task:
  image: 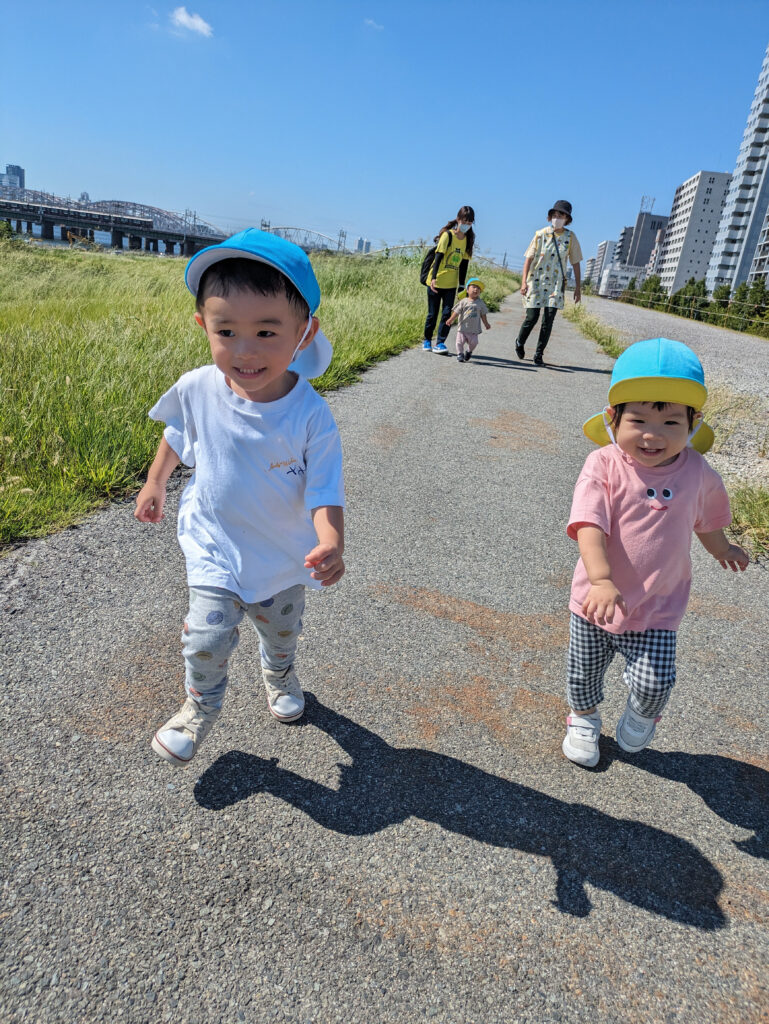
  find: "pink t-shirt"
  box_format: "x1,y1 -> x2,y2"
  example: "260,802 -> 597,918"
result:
568,445 -> 731,633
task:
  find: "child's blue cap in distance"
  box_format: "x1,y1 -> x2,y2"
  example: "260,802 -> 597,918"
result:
184,229 -> 331,379
456,276 -> 484,300
583,338 -> 714,453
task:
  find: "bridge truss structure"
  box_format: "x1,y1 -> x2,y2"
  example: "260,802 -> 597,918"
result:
0,188 -> 223,237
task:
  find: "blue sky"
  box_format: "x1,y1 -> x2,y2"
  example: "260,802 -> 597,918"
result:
2,0 -> 768,267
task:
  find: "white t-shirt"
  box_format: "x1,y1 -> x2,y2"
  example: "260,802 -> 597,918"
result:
149,365 -> 345,603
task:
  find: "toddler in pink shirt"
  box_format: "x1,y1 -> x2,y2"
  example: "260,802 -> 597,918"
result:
563,338 -> 749,768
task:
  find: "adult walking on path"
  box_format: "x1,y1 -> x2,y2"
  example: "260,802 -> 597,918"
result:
422,205 -> 475,354
516,199 -> 583,365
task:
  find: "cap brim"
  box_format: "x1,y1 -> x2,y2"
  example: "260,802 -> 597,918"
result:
583,413 -> 714,454
289,328 -> 333,379
608,376 -> 707,411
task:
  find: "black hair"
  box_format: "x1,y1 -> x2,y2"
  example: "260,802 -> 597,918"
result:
196,257 -> 310,319
434,205 -> 476,258
611,401 -> 695,430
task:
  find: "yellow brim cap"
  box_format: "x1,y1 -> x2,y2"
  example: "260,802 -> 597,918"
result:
608,376 -> 707,411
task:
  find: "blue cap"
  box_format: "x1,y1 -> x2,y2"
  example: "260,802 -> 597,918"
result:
184,229 -> 331,378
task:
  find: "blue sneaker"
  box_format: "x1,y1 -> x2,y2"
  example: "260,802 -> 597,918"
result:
422,339 -> 432,351
433,341 -> 448,354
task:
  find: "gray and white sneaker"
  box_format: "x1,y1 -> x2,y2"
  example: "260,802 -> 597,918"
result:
263,665 -> 305,722
616,701 -> 661,753
151,697 -> 221,766
562,712 -> 602,767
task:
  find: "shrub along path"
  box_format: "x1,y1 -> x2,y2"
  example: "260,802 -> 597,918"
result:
1,298 -> 767,1023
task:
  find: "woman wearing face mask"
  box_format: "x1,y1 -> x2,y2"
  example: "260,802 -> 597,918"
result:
515,200 -> 582,366
422,206 -> 475,354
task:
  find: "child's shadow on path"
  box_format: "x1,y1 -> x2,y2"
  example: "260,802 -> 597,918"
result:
195,694 -> 726,930
603,741 -> 769,859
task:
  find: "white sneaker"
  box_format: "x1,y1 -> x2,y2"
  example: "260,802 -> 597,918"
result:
151,697 -> 221,766
562,712 -> 602,767
263,666 -> 305,722
616,701 -> 661,753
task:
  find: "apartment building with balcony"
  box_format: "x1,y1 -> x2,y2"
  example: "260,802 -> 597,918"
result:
656,171 -> 731,294
706,43 -> 769,293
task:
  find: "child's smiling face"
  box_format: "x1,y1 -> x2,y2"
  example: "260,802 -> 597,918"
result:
611,401 -> 692,468
196,287 -> 316,403
467,284 -> 481,299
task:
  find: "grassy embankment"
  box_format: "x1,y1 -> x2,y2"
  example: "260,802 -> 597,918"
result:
562,302 -> 769,555
0,240 -> 517,545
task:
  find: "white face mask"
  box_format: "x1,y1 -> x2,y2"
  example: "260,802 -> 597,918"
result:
291,314 -> 314,363
456,222 -> 470,234
551,217 -> 566,230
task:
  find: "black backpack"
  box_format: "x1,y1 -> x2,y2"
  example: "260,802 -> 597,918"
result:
419,232 -> 449,286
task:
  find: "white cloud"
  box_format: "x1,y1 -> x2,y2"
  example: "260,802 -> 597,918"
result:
364,18 -> 383,30
171,6 -> 213,37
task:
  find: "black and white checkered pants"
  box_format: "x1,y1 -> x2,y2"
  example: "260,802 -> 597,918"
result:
566,613 -> 677,716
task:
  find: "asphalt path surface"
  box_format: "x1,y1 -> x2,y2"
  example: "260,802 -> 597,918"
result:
2,298 -> 768,1023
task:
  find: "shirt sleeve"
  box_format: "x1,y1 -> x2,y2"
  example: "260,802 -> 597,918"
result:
436,231 -> 451,255
694,461 -> 732,533
479,300 -> 489,315
148,379 -> 196,467
524,232 -> 540,260
303,402 -> 345,511
568,233 -> 583,265
567,456 -> 611,540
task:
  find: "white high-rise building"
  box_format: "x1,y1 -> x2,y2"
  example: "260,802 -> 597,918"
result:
593,239 -> 616,286
706,43 -> 769,293
656,171 -> 731,294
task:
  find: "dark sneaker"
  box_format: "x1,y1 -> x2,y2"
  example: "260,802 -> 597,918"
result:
465,350 -> 472,361
457,352 -> 465,362
515,344 -> 525,359
534,355 -> 545,366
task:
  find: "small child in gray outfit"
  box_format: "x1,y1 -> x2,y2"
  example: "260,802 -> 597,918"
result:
446,277 -> 491,362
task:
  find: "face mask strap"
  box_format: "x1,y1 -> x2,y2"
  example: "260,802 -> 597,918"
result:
291,314 -> 314,363
687,412 -> 704,446
602,407 -> 618,447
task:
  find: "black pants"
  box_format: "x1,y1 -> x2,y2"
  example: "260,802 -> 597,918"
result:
424,286 -> 456,343
516,306 -> 558,356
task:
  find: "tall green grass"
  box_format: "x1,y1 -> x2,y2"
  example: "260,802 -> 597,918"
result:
0,240 -> 515,544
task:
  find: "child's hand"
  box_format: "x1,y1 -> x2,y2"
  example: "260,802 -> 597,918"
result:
582,580 -> 627,626
483,320 -> 491,330
717,543 -> 750,572
134,481 -> 167,523
304,543 -> 345,586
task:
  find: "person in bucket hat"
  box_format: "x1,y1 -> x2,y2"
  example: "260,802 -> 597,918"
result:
446,277 -> 491,362
135,229 -> 345,766
561,338 -> 748,769
515,199 -> 582,365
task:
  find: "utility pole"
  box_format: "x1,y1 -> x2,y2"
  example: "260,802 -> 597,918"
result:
260,219 -> 271,232
337,229 -> 347,251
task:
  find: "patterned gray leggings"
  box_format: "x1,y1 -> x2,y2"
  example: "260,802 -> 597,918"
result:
181,584 -> 305,709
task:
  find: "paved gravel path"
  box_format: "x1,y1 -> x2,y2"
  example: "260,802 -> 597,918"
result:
2,300 -> 768,1023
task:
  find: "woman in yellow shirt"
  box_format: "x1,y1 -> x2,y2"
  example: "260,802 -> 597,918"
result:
422,205 -> 475,354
